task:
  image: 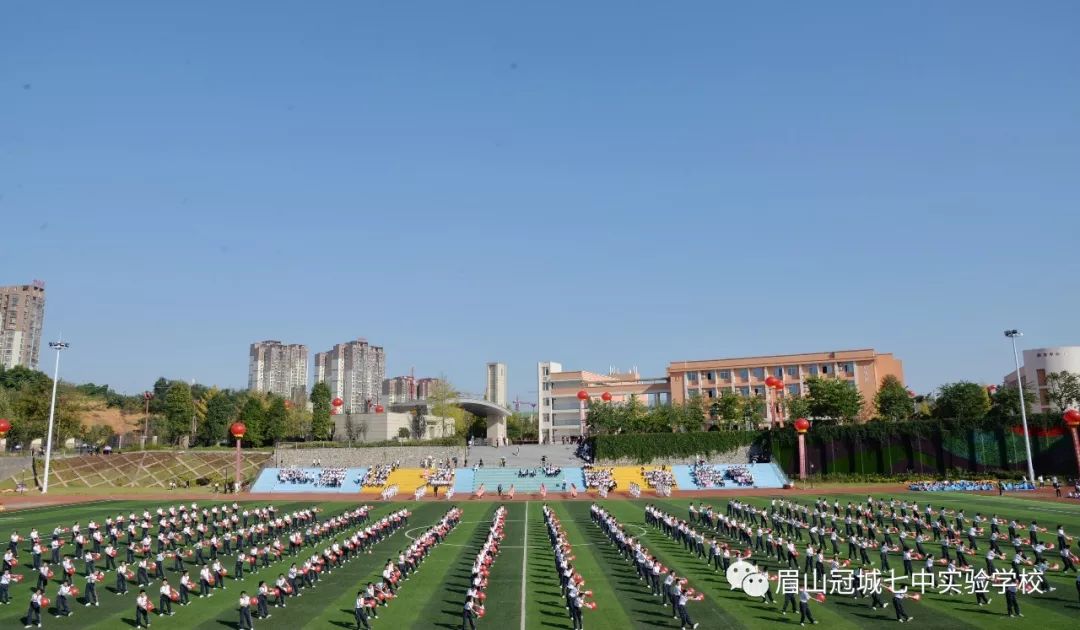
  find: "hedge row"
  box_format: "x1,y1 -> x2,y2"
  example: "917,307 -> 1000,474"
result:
589,431 -> 758,464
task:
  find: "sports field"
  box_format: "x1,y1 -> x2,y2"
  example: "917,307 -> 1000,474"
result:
0,491 -> 1078,629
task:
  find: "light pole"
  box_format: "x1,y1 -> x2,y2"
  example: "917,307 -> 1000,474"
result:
1005,329 -> 1036,482
42,339 -> 70,494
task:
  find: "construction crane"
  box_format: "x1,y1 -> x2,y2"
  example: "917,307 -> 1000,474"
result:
513,397 -> 537,412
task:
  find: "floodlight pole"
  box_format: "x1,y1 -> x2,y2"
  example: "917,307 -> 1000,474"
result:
41,339 -> 70,494
1005,329 -> 1036,482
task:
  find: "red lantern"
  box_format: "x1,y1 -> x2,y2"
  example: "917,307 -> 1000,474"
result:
375,405 -> 385,413
601,392 -> 612,402
986,385 -> 998,395
1063,409 -> 1080,428
0,418 -> 10,438
771,380 -> 784,390
332,397 -> 343,407
576,390 -> 589,401
794,418 -> 810,433
907,389 -> 916,398
764,376 -> 777,387
230,422 -> 247,439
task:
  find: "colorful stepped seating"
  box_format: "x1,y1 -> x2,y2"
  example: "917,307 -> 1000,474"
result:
250,467 -> 367,493
470,467 -> 583,493
378,467 -> 430,493
670,463 -> 786,489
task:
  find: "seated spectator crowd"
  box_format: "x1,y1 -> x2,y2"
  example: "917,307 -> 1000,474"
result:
361,463 -> 397,487
277,467 -> 315,484
517,465 -> 563,478
642,467 -> 675,489
426,465 -> 455,486
583,465 -> 615,491
908,479 -> 998,492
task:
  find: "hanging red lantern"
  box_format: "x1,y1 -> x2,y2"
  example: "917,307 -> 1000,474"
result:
229,422 -> 247,439
907,389 -> 916,398
764,376 -> 777,387
986,385 -> 998,395
601,392 -> 612,402
794,418 -> 810,433
576,390 -> 589,401
1063,409 -> 1080,428
375,405 -> 385,413
0,418 -> 10,438
771,380 -> 784,390
331,397 -> 343,407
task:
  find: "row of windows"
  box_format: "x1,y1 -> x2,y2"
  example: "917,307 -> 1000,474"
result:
689,379 -> 856,399
684,363 -> 855,383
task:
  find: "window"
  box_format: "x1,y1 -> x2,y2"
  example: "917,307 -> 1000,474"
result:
773,367 -> 784,378
706,371 -> 715,381
787,384 -> 800,396
707,388 -> 716,399
738,368 -> 749,381
752,386 -> 765,396
719,370 -> 731,380
843,362 -> 854,374
820,364 -> 830,374
687,371 -> 699,382
751,367 -> 765,379
786,366 -> 799,377
737,386 -> 750,397
807,365 -> 818,376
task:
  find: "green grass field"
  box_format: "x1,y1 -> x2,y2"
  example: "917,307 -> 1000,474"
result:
0,491 -> 1077,629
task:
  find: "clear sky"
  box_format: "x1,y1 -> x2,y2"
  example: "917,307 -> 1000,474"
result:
2,1 -> 1078,401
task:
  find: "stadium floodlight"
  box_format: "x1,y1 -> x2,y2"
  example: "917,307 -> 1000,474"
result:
42,339 -> 71,494
1004,330 -> 1035,483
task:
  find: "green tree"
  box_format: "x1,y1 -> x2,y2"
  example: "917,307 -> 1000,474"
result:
264,396 -> 288,445
200,393 -> 234,446
0,365 -> 51,391
988,383 -> 1034,420
426,378 -> 464,438
84,424 -> 115,448
162,382 -> 195,444
714,390 -> 743,425
743,395 -> 767,426
874,375 -> 912,421
782,395 -> 811,425
397,427 -> 411,439
673,399 -> 706,432
238,397 -> 266,446
586,399 -> 619,435
933,382 -> 990,421
1045,371 -> 1080,412
805,376 -> 864,423
309,381 -> 332,440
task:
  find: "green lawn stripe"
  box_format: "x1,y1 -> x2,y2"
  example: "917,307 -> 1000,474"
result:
475,502 -> 523,630
553,501 -> 673,629
523,501 -> 575,630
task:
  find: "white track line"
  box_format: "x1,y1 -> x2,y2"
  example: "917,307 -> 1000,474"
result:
520,501 -> 529,630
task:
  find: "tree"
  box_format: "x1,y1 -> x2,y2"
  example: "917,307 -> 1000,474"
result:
0,365 -> 50,391
162,382 -> 195,444
1045,371 -> 1080,412
874,375 -> 912,421
411,408 -> 426,440
397,427 -> 411,439
933,382 -> 990,421
782,395 -> 811,425
805,376 -> 864,423
84,424 -> 115,448
238,397 -> 266,446
264,397 -> 288,445
743,395 -> 767,426
285,405 -> 311,441
714,390 -> 743,426
309,382 -> 332,441
344,415 -> 358,444
427,378 -> 464,437
673,398 -> 706,432
200,393 -> 234,446
988,383 -> 1034,420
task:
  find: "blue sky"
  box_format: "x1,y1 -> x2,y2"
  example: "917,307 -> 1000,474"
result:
2,1 -> 1078,401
